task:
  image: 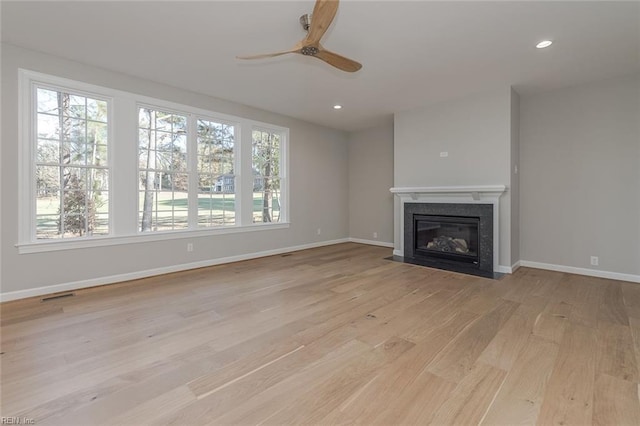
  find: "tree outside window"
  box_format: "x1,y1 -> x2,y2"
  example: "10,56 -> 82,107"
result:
197,119 -> 235,227
138,107 -> 188,232
35,87 -> 109,239
252,129 -> 281,223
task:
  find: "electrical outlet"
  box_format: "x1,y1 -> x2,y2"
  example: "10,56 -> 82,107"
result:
187,243 -> 193,252
317,228 -> 321,235
590,256 -> 598,266
440,152 -> 449,158
373,232 -> 378,239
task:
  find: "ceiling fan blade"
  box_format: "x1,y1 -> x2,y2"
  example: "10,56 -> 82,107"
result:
236,49 -> 299,60
314,48 -> 362,72
306,0 -> 339,44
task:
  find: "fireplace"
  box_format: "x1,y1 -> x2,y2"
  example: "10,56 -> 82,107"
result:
414,215 -> 479,264
403,203 -> 494,277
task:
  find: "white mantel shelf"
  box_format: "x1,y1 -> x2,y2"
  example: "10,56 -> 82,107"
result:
390,185 -> 506,201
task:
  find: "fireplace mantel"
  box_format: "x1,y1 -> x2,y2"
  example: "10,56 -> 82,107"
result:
390,185 -> 506,201
391,185 -> 508,273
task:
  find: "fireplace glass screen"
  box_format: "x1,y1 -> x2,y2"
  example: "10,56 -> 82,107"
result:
414,215 -> 480,264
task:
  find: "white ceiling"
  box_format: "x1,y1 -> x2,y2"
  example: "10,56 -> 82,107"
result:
2,1 -> 639,131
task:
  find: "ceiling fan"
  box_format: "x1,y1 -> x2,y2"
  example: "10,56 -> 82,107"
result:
237,0 -> 362,73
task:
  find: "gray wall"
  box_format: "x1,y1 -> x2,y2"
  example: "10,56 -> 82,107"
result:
1,44 -> 349,295
348,121 -> 394,244
393,88 -> 515,268
394,89 -> 511,188
510,88 -> 521,266
520,73 -> 640,275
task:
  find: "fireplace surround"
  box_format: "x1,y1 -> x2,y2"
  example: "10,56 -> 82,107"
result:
390,185 -> 507,277
404,203 -> 493,277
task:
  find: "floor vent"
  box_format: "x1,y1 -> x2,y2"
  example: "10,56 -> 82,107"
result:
41,292 -> 75,302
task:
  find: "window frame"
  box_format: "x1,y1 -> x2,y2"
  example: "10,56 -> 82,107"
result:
135,103 -> 245,233
19,71 -> 115,244
193,115 -> 239,229
17,69 -> 289,254
251,125 -> 289,224
33,87 -> 112,239
136,104 -> 191,233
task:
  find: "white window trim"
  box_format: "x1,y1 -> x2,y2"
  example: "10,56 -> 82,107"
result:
192,114 -> 241,229
135,102 -> 244,233
16,222 -> 290,254
19,70 -> 116,244
251,124 -> 290,224
17,69 -> 290,254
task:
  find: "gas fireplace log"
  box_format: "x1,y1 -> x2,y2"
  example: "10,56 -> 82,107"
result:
426,236 -> 470,254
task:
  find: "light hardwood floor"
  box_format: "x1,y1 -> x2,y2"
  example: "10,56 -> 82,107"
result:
1,243 -> 639,425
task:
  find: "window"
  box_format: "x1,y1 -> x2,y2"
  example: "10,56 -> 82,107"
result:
19,70 -> 288,253
197,119 -> 235,227
34,86 -> 109,239
138,107 -> 188,232
252,129 -> 282,223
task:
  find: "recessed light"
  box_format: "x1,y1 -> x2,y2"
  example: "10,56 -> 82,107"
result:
536,40 -> 553,49
333,104 -> 342,110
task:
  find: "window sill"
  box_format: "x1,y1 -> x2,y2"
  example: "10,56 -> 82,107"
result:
15,222 -> 290,254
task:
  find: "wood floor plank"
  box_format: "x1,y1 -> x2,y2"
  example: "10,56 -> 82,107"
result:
629,316 -> 640,382
154,325 -> 381,425
481,335 -> 560,425
426,299 -> 519,383
596,321 -> 638,382
101,385 -> 196,426
599,281 -> 630,326
33,322 -> 311,425
316,309 -> 478,425
528,269 -> 570,300
260,337 -> 415,425
458,281 -> 511,315
499,268 -> 556,304
398,286 -> 482,343
622,282 -> 640,319
568,278 -> 606,328
187,341 -> 305,398
536,322 -> 598,426
356,288 -> 467,346
152,339 -> 371,425
532,300 -> 572,345
478,303 -> 548,371
198,340 -> 375,425
373,372 -> 457,425
592,373 -> 640,426
429,362 -> 507,426
1,243 -> 638,426
12,376 -> 131,424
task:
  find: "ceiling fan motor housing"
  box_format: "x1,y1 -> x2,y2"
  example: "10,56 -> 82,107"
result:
300,14 -> 311,31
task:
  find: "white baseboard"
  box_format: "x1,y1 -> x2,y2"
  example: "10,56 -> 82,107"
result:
519,260 -> 640,284
393,249 -> 403,257
0,238 -> 350,302
348,238 -> 394,248
495,265 -> 513,274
